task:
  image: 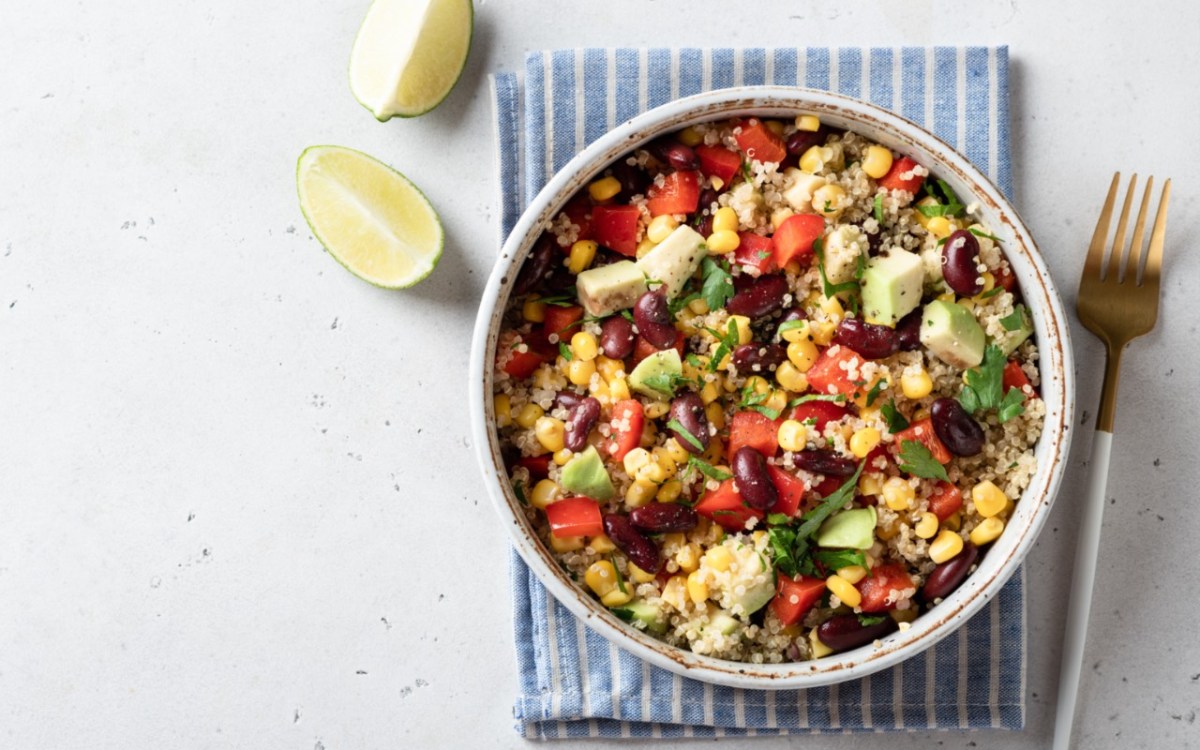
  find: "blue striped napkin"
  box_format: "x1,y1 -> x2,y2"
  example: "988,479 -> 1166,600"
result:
492,47 -> 1024,740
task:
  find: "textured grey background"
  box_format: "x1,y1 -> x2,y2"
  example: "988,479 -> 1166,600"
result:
1,1 -> 1197,748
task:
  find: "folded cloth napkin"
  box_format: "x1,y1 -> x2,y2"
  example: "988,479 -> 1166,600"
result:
492,47 -> 1024,740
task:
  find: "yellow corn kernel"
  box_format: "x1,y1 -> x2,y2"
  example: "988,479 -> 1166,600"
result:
862,145 -> 894,180
687,571 -> 709,604
799,145 -> 831,173
678,125 -> 703,147
608,377 -> 631,402
588,176 -> 622,202
775,419 -> 806,453
775,361 -> 808,392
638,461 -> 669,484
712,206 -> 740,234
567,239 -> 598,274
625,479 -> 658,508
781,319 -> 812,344
820,293 -> 845,320
930,529 -> 965,564
827,574 -> 862,608
969,516 -> 1006,546
926,216 -> 953,239
837,565 -> 868,585
763,389 -> 789,414
849,427 -> 882,458
627,562 -> 657,584
912,407 -> 931,422
811,320 -> 837,346
550,534 -> 585,553
664,438 -> 690,464
812,183 -> 847,215
623,447 -> 651,476
515,403 -> 544,429
883,476 -> 916,511
890,607 -> 919,624
875,519 -> 899,540
494,394 -> 513,428
675,542 -> 702,573
693,379 -> 719,406
652,445 -> 677,471
549,450 -> 572,468
901,368 -> 933,400
688,297 -> 710,315
522,299 -> 546,323
530,479 -> 561,510
570,331 -> 599,362
701,439 -> 725,467
656,479 -> 683,504
972,480 -> 1008,518
643,400 -> 670,419
635,237 -> 657,259
858,471 -> 884,497
728,315 -> 753,345
647,214 -> 679,244
661,575 -> 689,610
706,229 -> 741,254
534,417 -> 566,453
786,338 -> 819,372
913,196 -> 939,229
588,534 -> 616,554
942,511 -> 963,532
704,402 -> 724,431
795,114 -> 821,132
600,588 -> 633,607
703,545 -> 734,572
771,206 -> 796,231
567,357 -> 596,387
810,627 -> 834,658
589,377 -> 612,405
914,511 -> 939,539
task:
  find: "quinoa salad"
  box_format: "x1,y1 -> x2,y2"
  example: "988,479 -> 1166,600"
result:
492,114 -> 1044,664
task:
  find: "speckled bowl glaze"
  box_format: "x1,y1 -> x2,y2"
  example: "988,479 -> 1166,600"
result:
469,87 -> 1074,689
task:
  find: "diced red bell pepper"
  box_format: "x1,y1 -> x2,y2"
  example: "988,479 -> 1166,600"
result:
734,232 -> 777,274
771,575 -> 828,626
789,399 -> 851,432
857,563 -> 916,613
543,304 -> 584,339
591,204 -> 641,256
805,346 -> 866,399
545,497 -> 604,538
728,410 -> 780,462
893,418 -> 952,466
993,261 -> 1018,293
772,213 -> 825,268
1003,360 -> 1037,397
928,481 -> 963,521
503,349 -> 548,379
631,329 -> 686,365
766,464 -> 808,517
516,454 -> 552,481
733,119 -> 787,164
811,474 -> 845,498
877,156 -> 926,194
694,478 -> 764,531
696,145 -> 742,185
647,170 -> 701,217
607,399 -> 644,462
561,196 -> 594,246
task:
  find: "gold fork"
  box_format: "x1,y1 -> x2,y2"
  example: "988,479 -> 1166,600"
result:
1053,173 -> 1171,750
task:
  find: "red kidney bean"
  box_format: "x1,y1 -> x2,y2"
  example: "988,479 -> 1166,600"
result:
816,614 -> 898,653
793,449 -> 857,477
786,129 -> 824,156
895,309 -> 923,351
922,543 -> 979,601
600,315 -> 636,359
725,274 -> 789,319
650,139 -> 699,171
941,229 -> 983,296
609,160 -> 648,196
632,290 -> 676,349
731,342 -> 787,374
930,398 -> 985,456
554,391 -> 583,410
668,393 -> 710,455
564,397 -> 601,452
603,514 -> 660,573
696,187 -> 719,216
834,316 -> 898,360
630,504 -> 699,534
732,447 -> 778,511
514,235 -> 556,296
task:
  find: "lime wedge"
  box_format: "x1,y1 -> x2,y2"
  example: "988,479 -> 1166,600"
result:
349,0 -> 473,120
296,145 -> 443,289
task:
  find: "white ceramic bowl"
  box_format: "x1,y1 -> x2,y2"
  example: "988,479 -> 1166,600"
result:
469,87 -> 1074,689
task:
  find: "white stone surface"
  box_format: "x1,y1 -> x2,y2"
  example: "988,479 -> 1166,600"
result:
2,1 -> 1198,747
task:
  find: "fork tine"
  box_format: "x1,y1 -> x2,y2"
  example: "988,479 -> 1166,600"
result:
1122,176 -> 1153,284
1084,172 -> 1120,281
1140,178 -> 1171,288
1106,174 -> 1137,281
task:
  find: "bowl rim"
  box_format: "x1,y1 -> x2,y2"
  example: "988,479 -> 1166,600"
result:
469,86 -> 1075,689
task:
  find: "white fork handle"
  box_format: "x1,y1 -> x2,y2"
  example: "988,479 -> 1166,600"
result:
1052,430 -> 1114,750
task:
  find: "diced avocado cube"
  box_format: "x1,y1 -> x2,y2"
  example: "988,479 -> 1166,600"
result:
576,260 -> 647,318
725,548 -> 775,616
634,225 -> 705,300
920,299 -> 986,369
627,349 -> 682,398
705,609 -> 741,636
860,249 -> 925,327
610,599 -> 668,635
815,507 -> 877,550
993,304 -> 1034,355
559,445 -> 614,500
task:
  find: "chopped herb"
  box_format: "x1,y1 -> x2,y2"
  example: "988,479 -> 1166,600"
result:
610,554 -> 628,594
739,382 -> 781,420
620,309 -> 634,322
768,462 -> 866,576
857,613 -> 888,627
813,548 -> 867,571
704,318 -> 741,373
668,291 -> 700,317
685,352 -> 703,368
667,418 -> 704,451
864,379 -> 887,407
980,286 -> 1004,299
898,440 -> 949,481
513,480 -> 528,506
787,393 -> 847,408
643,273 -> 664,289
789,461 -> 866,565
917,203 -> 955,218
558,342 -> 573,360
766,513 -> 792,526
814,238 -> 864,315
968,227 -> 1002,242
642,371 -> 694,398
958,344 -> 1006,416
777,319 -> 808,336
687,456 -> 732,481
756,250 -> 771,260
741,159 -> 754,184
998,386 -> 1026,423
1000,304 -> 1029,332
823,199 -> 833,213
537,290 -> 578,307
881,399 -> 910,433
699,256 -> 735,313
873,193 -> 885,224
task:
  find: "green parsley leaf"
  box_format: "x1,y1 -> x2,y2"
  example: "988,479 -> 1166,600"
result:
958,344 -> 1006,415
513,480 -> 528,505
738,382 -> 781,419
704,318 -> 741,373
688,456 -> 732,481
766,513 -> 792,526
787,393 -> 847,408
881,399 -> 910,433
741,159 -> 754,184
620,309 -> 634,322
898,440 -> 949,481
857,613 -> 888,627
667,418 -> 704,451
874,193 -> 885,224
968,227 -> 1001,242
980,286 -> 1004,299
777,319 -> 808,336
998,386 -> 1026,423
813,548 -> 867,571
789,461 -> 866,563
917,203 -> 955,218
685,352 -> 703,368
536,290 -> 578,307
768,525 -> 798,577
864,378 -> 887,407
1000,304 -> 1029,332
558,342 -> 573,360
609,554 -> 628,594
700,256 -> 735,313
